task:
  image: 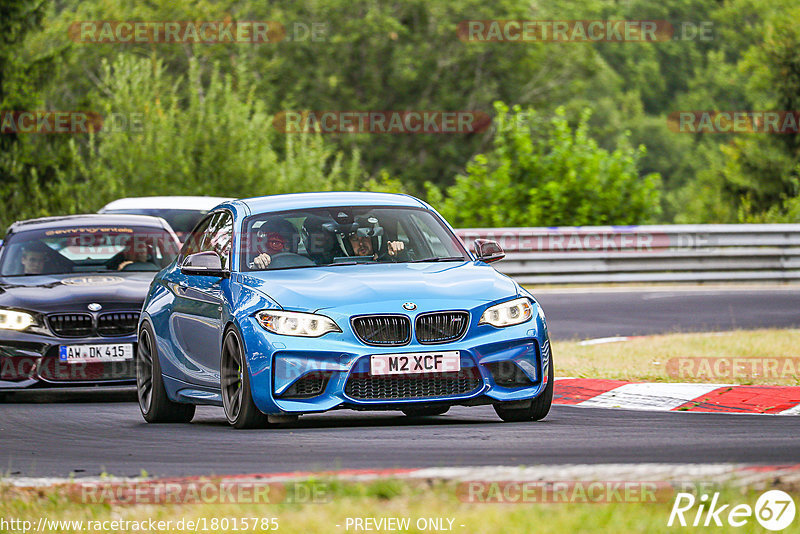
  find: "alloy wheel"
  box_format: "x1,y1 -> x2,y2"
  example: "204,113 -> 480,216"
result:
136,328 -> 154,414
221,332 -> 245,422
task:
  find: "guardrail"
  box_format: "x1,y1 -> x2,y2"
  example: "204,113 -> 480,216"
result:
454,224 -> 800,285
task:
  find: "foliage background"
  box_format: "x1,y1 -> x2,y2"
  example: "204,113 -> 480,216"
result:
2,0 -> 799,229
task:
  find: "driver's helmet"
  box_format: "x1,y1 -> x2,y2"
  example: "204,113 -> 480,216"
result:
256,218 -> 299,256
301,215 -> 339,261
337,215 -> 384,256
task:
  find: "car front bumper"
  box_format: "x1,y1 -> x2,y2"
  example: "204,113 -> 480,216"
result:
0,330 -> 137,389
236,310 -> 551,415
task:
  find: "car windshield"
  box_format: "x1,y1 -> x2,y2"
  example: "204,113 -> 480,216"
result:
102,209 -> 208,241
0,225 -> 180,276
240,206 -> 468,271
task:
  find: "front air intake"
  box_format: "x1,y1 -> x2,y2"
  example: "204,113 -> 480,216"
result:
345,368 -> 482,400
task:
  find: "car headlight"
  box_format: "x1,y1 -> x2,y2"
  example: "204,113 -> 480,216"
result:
256,310 -> 341,337
479,297 -> 533,328
0,309 -> 35,331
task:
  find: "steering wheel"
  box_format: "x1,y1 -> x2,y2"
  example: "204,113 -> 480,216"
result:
121,261 -> 159,271
259,252 -> 315,269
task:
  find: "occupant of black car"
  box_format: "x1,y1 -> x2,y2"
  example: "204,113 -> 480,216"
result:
342,215 -> 407,262
20,242 -> 50,275
109,237 -> 158,271
252,218 -> 300,269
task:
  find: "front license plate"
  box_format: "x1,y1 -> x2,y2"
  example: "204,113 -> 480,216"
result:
59,344 -> 134,363
370,351 -> 460,376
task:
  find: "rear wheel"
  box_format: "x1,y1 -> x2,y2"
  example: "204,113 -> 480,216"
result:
137,323 -> 195,423
402,406 -> 450,417
494,361 -> 553,422
221,328 -> 268,429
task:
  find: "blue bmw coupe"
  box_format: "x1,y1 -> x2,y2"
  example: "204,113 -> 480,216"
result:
137,192 -> 552,428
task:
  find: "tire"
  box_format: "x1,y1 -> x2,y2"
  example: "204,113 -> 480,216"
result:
221,327 -> 268,429
402,405 -> 450,417
494,360 -> 554,422
137,322 -> 195,423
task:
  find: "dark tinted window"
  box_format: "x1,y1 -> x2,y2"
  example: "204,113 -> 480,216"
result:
0,226 -> 179,276
240,206 -> 467,271
103,209 -> 208,241
180,214 -> 215,259
204,211 -> 233,269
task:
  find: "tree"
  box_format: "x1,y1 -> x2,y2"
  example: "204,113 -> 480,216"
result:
428,103 -> 661,227
60,54 -> 366,211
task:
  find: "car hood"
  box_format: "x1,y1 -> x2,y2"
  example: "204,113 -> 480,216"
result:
0,272 -> 156,313
238,261 -> 519,312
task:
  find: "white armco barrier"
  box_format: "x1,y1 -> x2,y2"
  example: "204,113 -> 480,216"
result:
454,224 -> 800,284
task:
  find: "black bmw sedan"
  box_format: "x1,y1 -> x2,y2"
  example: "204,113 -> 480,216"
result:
0,214 -> 180,391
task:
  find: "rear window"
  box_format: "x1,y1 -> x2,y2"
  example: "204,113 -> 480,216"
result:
102,209 -> 208,241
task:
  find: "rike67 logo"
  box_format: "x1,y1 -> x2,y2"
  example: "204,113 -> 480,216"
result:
668,490 -> 796,530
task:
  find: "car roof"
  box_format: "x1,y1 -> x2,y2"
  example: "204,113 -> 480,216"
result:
99,196 -> 233,211
6,213 -> 173,235
235,192 -> 426,214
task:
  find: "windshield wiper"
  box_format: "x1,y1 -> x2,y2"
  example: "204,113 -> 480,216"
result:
408,256 -> 466,263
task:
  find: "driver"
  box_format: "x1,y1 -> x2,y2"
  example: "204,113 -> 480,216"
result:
20,242 -> 50,275
252,218 -> 299,269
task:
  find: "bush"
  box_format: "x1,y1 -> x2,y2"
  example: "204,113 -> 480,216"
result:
427,102 -> 661,227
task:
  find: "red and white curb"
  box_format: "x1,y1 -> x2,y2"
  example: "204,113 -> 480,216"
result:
554,378 -> 800,414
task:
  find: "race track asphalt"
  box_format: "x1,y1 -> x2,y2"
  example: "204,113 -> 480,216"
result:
535,286 -> 800,340
2,286 -> 798,478
1,394 -> 798,478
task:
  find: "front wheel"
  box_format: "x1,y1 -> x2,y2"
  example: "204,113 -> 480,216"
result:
137,322 -> 195,423
221,328 -> 268,429
494,361 -> 554,422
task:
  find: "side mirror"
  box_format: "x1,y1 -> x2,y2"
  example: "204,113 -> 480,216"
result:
474,239 -> 505,263
181,251 -> 230,278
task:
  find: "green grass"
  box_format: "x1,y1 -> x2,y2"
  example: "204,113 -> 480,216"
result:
554,329 -> 800,384
1,479 -> 795,534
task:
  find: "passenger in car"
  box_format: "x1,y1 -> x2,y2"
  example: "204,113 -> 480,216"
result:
345,216 -> 406,262
111,238 -> 158,271
301,215 -> 339,265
